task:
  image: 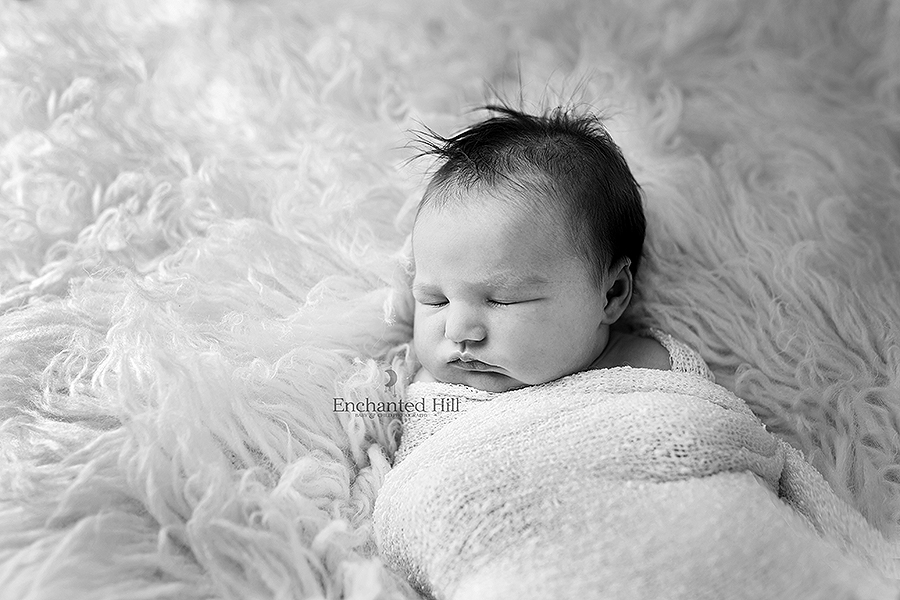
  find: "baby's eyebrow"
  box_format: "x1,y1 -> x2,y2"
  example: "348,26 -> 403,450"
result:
411,282 -> 441,295
485,271 -> 550,288
412,273 -> 549,294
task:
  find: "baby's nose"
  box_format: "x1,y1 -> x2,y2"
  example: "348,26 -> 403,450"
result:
444,305 -> 486,344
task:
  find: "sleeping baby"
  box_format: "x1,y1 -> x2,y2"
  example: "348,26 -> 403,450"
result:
373,106 -> 898,600
407,104 -> 679,392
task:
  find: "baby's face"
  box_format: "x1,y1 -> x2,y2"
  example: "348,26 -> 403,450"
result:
412,191 -> 611,392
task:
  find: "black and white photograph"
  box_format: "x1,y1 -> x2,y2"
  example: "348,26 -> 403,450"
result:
1,1 -> 900,598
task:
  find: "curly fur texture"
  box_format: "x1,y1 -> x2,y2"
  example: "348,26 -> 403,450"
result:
1,0 -> 899,598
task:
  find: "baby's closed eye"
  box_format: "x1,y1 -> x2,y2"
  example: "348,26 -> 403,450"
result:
417,299 -> 447,307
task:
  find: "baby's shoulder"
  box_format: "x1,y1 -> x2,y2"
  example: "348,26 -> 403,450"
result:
593,331 -> 672,371
625,334 -> 673,370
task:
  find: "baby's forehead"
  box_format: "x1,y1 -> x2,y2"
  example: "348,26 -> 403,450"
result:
419,178 -> 570,227
413,192 -> 583,262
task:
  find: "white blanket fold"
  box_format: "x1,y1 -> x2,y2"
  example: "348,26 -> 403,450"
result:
374,368 -> 900,600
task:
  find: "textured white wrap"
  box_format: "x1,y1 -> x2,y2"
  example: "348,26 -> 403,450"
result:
393,328 -> 714,464
374,368 -> 899,599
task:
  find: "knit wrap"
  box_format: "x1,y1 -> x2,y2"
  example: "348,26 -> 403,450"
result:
374,368 -> 899,599
394,328 -> 714,464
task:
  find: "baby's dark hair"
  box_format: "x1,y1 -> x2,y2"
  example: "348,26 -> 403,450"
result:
415,105 -> 645,286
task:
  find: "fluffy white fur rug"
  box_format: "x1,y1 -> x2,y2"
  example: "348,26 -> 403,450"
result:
1,0 -> 899,598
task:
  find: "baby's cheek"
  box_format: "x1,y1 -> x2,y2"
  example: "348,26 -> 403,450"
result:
502,342 -> 552,383
411,325 -> 426,358
514,334 -> 583,383
412,313 -> 439,363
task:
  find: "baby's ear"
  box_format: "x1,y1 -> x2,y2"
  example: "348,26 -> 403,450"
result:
601,259 -> 633,324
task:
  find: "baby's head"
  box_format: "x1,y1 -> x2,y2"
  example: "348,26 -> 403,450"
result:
411,106 -> 645,392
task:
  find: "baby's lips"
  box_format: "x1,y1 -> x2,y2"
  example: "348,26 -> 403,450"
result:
450,358 -> 506,374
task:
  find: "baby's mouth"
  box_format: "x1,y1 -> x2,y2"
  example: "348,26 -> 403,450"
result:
449,357 -> 498,372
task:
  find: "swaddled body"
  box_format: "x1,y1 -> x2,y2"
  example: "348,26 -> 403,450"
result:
373,107 -> 898,598
375,350 -> 898,599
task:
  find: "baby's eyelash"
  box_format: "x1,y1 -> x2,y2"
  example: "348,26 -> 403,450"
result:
414,298 -> 520,307
417,299 -> 447,307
